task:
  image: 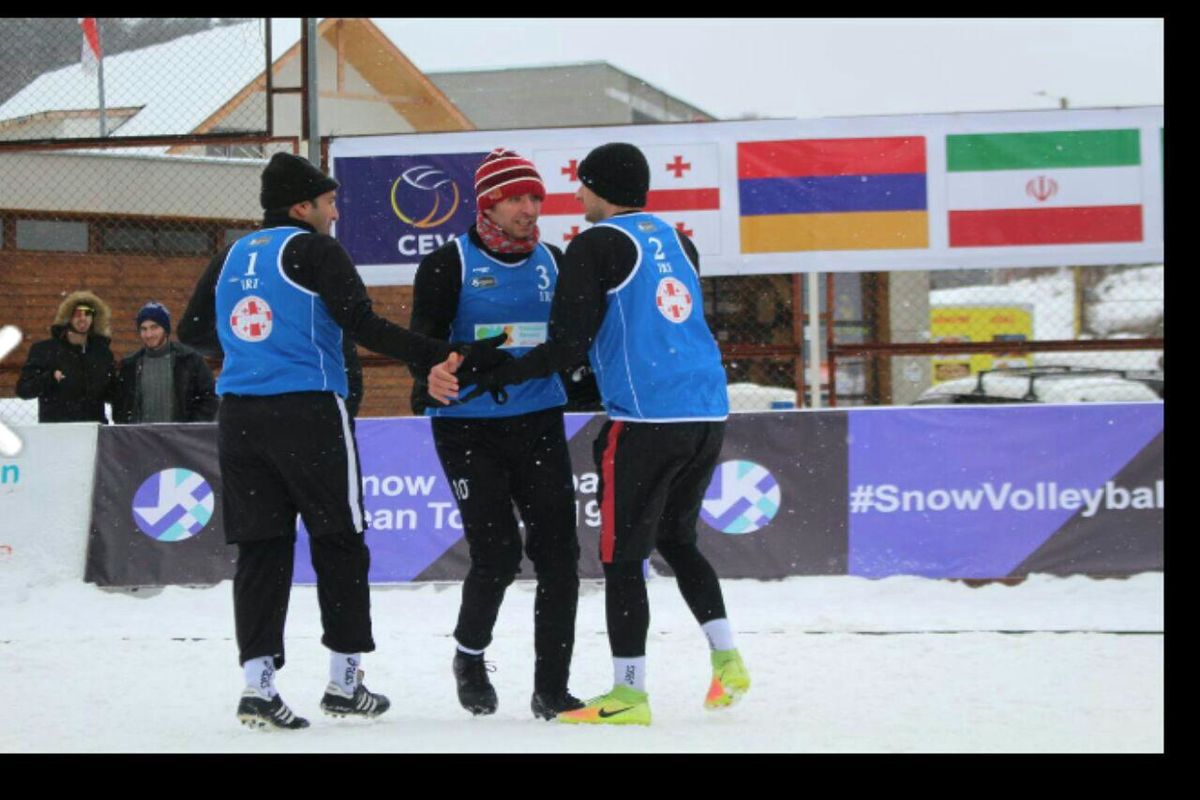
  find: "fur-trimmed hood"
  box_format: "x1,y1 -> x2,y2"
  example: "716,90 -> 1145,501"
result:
51,290 -> 113,339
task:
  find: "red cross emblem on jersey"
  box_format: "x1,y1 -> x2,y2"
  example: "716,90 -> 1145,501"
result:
230,296 -> 274,342
655,277 -> 693,323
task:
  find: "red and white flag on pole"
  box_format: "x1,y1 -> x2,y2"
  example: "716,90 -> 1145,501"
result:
79,18 -> 102,75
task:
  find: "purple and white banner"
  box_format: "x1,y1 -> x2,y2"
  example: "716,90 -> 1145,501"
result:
846,403 -> 1163,578
84,404 -> 1162,586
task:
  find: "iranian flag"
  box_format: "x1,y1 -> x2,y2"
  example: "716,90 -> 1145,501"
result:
947,129 -> 1143,247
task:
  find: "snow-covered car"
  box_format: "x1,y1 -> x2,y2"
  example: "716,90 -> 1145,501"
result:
914,366 -> 1162,405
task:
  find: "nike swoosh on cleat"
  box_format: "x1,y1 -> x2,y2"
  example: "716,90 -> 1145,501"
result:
597,706 -> 636,719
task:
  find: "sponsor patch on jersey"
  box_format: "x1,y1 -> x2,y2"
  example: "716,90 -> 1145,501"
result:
229,295 -> 274,342
637,221 -> 656,233
474,322 -> 547,348
470,276 -> 498,288
655,277 -> 693,323
249,236 -> 272,246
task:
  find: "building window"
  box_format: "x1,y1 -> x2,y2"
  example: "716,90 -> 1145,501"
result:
156,229 -> 213,255
100,223 -> 213,256
224,227 -> 256,247
14,219 -> 89,252
102,226 -> 155,252
205,143 -> 265,159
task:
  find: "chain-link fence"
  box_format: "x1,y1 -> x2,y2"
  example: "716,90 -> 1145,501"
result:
0,19 -> 1165,426
700,265 -> 1164,411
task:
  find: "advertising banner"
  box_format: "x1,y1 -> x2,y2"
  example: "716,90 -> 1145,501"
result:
846,403 -> 1163,578
84,424 -> 234,587
82,404 -> 1163,586
329,107 -> 1163,284
930,304 -> 1035,382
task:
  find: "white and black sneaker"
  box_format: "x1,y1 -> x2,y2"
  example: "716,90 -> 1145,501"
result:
237,689 -> 310,730
320,669 -> 391,719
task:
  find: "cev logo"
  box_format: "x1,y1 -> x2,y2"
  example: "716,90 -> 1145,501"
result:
132,468 -> 214,542
701,460 -> 781,534
391,166 -> 461,229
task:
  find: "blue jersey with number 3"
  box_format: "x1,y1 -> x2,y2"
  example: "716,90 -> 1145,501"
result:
430,238 -> 566,418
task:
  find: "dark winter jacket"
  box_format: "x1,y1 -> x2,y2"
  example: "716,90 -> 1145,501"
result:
15,290 -> 117,423
112,341 -> 219,423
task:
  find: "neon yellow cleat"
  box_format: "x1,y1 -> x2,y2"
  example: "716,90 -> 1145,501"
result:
557,684 -> 651,726
705,648 -> 750,709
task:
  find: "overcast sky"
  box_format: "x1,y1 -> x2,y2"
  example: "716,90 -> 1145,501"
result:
353,18 -> 1163,121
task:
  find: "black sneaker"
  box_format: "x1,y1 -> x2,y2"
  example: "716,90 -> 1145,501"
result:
236,689 -> 310,730
531,689 -> 585,720
320,669 -> 391,719
452,651 -> 498,716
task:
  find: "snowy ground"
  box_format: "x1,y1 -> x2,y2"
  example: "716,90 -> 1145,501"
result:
0,572 -> 1162,753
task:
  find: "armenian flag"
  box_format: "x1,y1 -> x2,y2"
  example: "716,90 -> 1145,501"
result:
946,129 -> 1143,247
737,136 -> 928,253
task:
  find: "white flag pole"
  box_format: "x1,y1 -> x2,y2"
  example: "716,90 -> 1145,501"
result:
80,19 -> 108,137
95,21 -> 108,137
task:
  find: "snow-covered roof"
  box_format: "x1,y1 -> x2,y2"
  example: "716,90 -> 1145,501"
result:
0,21 -> 296,138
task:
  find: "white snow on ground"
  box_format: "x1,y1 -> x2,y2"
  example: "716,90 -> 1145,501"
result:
0,573 -> 1163,753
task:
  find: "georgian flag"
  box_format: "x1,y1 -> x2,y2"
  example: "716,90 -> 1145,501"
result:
533,144 -> 722,256
79,18 -> 102,75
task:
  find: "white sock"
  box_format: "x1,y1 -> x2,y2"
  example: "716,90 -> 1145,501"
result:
702,618 -> 736,652
456,643 -> 485,657
243,656 -> 277,698
613,657 -> 646,692
330,652 -> 361,694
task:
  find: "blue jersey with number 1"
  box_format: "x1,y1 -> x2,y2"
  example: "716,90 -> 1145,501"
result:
215,226 -> 348,398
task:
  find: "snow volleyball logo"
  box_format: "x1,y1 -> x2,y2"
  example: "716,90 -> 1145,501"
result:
132,468 -> 214,542
701,460 -> 781,534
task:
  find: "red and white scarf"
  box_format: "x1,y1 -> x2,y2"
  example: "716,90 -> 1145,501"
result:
476,211 -> 539,255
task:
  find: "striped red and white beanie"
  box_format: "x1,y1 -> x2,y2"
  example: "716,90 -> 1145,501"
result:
474,148 -> 545,211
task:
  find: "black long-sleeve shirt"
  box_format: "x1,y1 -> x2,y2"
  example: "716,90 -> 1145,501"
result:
492,212 -> 701,387
179,211 -> 451,385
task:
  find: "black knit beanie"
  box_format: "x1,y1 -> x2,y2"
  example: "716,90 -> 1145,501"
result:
577,142 -> 650,208
260,152 -> 340,210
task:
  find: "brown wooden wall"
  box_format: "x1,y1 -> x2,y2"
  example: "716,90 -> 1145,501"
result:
0,252 -> 420,417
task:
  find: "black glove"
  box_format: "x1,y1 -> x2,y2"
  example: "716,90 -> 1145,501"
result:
459,359 -> 523,405
452,333 -> 512,405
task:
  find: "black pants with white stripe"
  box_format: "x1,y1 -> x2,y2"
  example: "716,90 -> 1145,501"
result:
219,392 -> 373,668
